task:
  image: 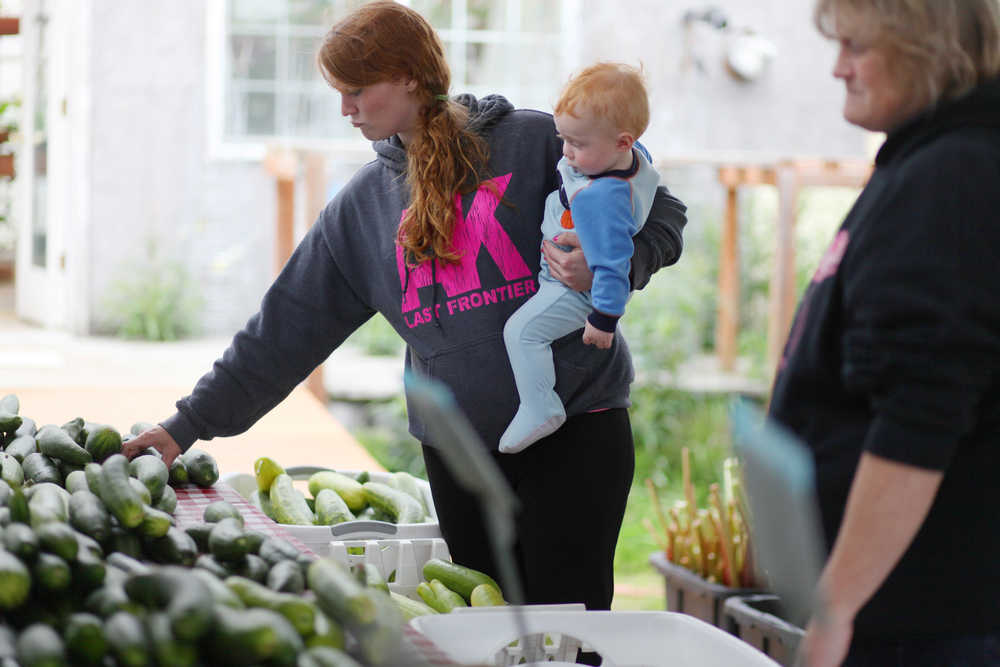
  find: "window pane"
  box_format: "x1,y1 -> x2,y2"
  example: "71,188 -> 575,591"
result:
410,0 -> 452,29
464,40 -> 511,87
230,0 -> 284,25
288,0 -> 338,25
520,0 -> 560,31
467,0 -> 504,30
230,35 -> 277,80
288,36 -> 322,81
227,91 -> 277,136
288,92 -> 346,138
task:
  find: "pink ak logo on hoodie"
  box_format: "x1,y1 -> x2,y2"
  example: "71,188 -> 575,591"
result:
396,173 -> 535,322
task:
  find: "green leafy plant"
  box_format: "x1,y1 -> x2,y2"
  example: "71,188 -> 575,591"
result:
101,240 -> 203,341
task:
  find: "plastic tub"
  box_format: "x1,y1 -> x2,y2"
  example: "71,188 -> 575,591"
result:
649,551 -> 764,628
223,466 -> 442,556
724,594 -> 805,667
410,608 -> 782,666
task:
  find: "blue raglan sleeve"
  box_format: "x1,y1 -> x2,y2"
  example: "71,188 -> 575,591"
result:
161,210 -> 376,451
569,181 -> 639,330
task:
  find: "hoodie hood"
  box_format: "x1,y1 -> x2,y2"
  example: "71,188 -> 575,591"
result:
373,94 -> 515,173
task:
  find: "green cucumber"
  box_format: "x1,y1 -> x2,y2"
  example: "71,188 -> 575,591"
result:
390,591 -> 439,620
143,526 -> 198,566
353,562 -> 389,593
168,458 -> 188,486
189,568 -> 245,608
205,605 -> 284,665
183,523 -> 213,552
60,417 -> 87,446
181,449 -> 218,487
194,554 -> 232,579
308,471 -> 366,513
153,483 -> 177,513
129,476 -> 152,505
124,565 -> 214,641
63,469 -> 89,494
225,575 -> 317,636
83,426 -> 122,463
99,455 -> 144,528
0,549 -> 31,609
4,434 -> 37,462
429,579 -> 467,611
16,623 -> 65,667
21,452 -> 62,486
203,500 -> 243,525
63,612 -> 106,666
15,416 -> 36,437
129,456 -> 168,503
208,517 -> 250,562
305,610 -> 347,651
266,558 -> 305,594
230,553 -> 269,583
0,453 -> 22,489
315,488 -> 355,526
36,424 -> 92,466
146,611 -> 198,667
68,490 -> 111,544
72,546 -> 107,592
421,558 -> 502,603
270,474 -> 315,525
244,528 -> 267,554
250,489 -> 277,520
3,523 -> 39,562
105,524 -> 143,559
298,646 -> 363,667
257,536 -> 302,566
35,521 -> 79,561
33,552 -> 71,591
361,481 -> 424,524
137,505 -> 172,539
104,611 -> 149,667
393,471 -> 429,514
130,422 -> 154,437
306,557 -> 377,627
27,482 -> 69,526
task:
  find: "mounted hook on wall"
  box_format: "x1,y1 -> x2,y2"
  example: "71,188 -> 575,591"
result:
681,5 -> 777,83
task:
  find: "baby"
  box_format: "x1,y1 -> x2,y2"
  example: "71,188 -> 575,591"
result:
500,62 -> 660,453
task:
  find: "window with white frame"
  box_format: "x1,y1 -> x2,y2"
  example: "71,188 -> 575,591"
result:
216,0 -> 573,153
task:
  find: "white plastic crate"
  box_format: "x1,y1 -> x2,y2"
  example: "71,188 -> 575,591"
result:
328,536 -> 451,597
222,466 -> 442,556
409,608 -> 783,666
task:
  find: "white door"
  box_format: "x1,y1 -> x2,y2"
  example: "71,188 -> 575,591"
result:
15,0 -> 71,329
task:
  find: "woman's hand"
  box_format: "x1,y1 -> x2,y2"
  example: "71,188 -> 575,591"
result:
121,425 -> 183,467
542,232 -> 593,291
799,610 -> 854,667
582,321 -> 614,349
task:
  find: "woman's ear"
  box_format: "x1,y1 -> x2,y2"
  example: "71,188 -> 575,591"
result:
405,78 -> 419,93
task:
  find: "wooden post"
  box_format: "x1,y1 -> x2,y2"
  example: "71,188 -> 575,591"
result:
767,164 -> 800,368
264,149 -> 297,276
0,154 -> 12,179
0,17 -> 19,36
716,179 -> 740,372
302,151 -> 327,403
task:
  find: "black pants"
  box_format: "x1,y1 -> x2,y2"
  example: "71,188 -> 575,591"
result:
422,408 -> 634,611
842,634 -> 1000,667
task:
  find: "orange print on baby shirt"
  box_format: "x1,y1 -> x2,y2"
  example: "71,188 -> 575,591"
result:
560,208 -> 574,229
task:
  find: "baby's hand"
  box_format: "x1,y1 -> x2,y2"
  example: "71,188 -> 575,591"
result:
582,321 -> 614,349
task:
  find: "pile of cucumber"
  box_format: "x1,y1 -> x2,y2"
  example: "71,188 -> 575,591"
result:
390,558 -> 507,621
0,394 -> 410,666
250,458 -> 431,527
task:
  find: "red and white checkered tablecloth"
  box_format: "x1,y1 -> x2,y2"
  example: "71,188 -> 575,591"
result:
173,482 -> 317,557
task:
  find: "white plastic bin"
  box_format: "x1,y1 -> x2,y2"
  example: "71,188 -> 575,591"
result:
409,608 -> 782,666
328,537 -> 451,597
222,466 -> 442,556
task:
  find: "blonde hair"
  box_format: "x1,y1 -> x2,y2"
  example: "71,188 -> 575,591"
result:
318,1 -> 490,266
553,63 -> 650,138
814,0 -> 1000,105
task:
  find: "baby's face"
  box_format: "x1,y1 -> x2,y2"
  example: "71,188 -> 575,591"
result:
554,111 -> 631,176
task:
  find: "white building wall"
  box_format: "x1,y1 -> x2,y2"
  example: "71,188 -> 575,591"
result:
86,0 -> 274,335
577,0 -> 867,160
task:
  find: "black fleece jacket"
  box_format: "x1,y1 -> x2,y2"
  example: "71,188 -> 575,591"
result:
769,78 -> 1000,639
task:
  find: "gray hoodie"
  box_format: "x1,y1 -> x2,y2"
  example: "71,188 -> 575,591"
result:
163,95 -> 686,452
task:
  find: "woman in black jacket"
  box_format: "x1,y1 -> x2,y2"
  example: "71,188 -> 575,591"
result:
769,1 -> 1000,665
